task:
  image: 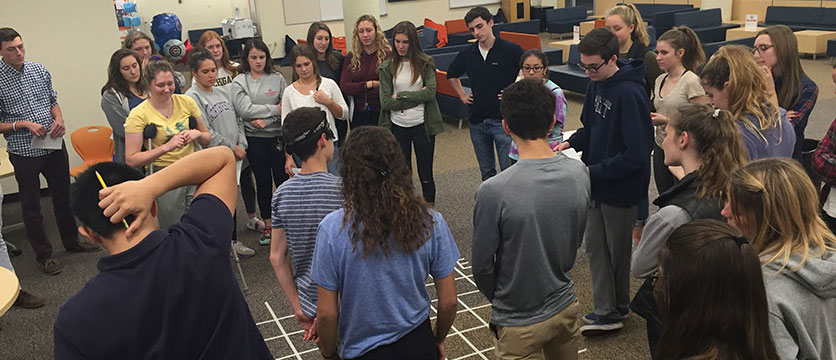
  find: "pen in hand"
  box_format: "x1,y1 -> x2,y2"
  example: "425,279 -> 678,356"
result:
95,171 -> 130,229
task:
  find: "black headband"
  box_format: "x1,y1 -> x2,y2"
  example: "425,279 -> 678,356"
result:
287,111 -> 329,147
734,235 -> 749,247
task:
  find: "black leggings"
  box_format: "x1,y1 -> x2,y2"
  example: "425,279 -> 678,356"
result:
245,136 -> 288,222
349,318 -> 437,360
391,123 -> 436,203
240,164 -> 257,214
351,110 -> 380,129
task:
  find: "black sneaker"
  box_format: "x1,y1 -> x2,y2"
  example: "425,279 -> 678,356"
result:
66,240 -> 101,253
38,258 -> 63,275
14,290 -> 45,309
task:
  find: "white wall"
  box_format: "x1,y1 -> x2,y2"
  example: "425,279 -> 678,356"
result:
0,1 -> 121,193
258,0 -> 500,57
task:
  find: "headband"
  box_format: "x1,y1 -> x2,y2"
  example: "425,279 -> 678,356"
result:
287,111 -> 329,147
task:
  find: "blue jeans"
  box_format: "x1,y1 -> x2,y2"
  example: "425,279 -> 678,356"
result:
470,119 -> 512,181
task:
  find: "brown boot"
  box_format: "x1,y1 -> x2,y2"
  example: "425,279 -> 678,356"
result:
14,290 -> 45,309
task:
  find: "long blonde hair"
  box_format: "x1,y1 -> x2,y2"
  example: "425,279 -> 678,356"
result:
727,158 -> 836,271
607,3 -> 650,47
700,45 -> 781,143
349,14 -> 391,72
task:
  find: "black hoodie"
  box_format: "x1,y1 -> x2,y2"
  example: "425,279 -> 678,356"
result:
567,59 -> 653,207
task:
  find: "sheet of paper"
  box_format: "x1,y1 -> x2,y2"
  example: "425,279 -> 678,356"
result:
236,160 -> 243,186
30,135 -> 63,150
745,14 -> 758,31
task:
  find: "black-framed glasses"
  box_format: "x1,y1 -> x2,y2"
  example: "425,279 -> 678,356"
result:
522,65 -> 545,72
752,44 -> 774,54
577,59 -> 608,73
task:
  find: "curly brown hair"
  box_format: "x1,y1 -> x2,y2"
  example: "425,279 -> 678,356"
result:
338,127 -> 432,258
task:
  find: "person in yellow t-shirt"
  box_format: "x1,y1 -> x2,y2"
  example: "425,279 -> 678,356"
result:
125,61 -> 210,229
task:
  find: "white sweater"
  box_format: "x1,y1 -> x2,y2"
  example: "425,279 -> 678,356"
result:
280,77 -> 348,141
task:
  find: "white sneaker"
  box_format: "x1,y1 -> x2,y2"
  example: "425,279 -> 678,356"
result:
232,241 -> 255,257
246,217 -> 265,232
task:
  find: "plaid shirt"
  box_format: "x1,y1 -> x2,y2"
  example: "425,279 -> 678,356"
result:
788,75 -> 818,128
0,59 -> 58,157
814,118 -> 836,185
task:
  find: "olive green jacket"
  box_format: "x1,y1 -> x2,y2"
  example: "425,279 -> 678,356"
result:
378,58 -> 444,139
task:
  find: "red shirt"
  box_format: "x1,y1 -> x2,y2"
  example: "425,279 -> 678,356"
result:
340,50 -> 390,112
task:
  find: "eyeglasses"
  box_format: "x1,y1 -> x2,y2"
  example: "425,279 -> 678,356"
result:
752,44 -> 774,54
577,59 -> 608,73
522,65 -> 545,72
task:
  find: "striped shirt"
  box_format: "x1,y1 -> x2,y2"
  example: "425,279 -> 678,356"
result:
271,172 -> 343,318
0,60 -> 58,157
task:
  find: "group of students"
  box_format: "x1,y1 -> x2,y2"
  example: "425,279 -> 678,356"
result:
2,2 -> 836,359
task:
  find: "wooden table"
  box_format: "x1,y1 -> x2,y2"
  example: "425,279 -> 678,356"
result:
795,30 -> 836,59
579,20 -> 597,36
0,267 -> 19,316
548,39 -> 580,63
726,26 -> 765,41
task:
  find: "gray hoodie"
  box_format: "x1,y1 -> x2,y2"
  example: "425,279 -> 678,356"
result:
100,89 -> 130,163
185,85 -> 247,151
763,250 -> 836,360
230,72 -> 285,138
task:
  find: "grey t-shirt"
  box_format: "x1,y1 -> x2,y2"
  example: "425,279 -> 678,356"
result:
472,153 -> 590,327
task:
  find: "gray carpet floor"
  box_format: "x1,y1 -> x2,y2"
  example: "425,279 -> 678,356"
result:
0,53 -> 833,359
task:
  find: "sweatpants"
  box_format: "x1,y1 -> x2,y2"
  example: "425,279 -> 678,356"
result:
585,201 -> 637,318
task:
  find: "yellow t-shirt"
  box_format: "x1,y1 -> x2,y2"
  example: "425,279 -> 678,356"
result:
125,94 -> 202,167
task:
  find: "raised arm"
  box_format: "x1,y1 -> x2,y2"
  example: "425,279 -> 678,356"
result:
99,146 -> 237,236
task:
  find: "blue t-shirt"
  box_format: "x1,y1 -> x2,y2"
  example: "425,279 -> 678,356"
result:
271,172 -> 343,318
740,110 -> 796,160
127,93 -> 145,110
311,209 -> 460,359
53,194 -> 272,360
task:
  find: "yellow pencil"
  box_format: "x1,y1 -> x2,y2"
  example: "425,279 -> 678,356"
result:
94,171 -> 130,229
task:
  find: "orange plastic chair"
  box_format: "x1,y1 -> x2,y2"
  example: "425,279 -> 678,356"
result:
444,19 -> 469,34
499,31 -> 542,51
332,36 -> 347,55
69,126 -> 114,178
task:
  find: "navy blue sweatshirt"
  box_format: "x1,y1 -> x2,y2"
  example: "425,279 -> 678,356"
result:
567,59 -> 653,207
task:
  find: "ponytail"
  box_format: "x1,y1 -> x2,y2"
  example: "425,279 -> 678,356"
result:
607,3 -> 650,47
671,104 -> 747,200
658,26 -> 706,72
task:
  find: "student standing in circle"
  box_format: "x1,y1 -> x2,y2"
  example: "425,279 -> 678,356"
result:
631,105 -> 746,356
101,49 -> 147,164
654,220 -> 779,360
231,39 -> 287,246
281,45 -> 347,176
753,25 -> 818,161
650,27 -> 706,194
340,14 -> 391,128
724,158 -> 836,360
307,22 -> 347,143
124,60 -> 211,230
700,45 -> 795,160
312,127 -> 459,360
508,49 -> 567,162
186,48 -> 255,257
379,21 -> 443,204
